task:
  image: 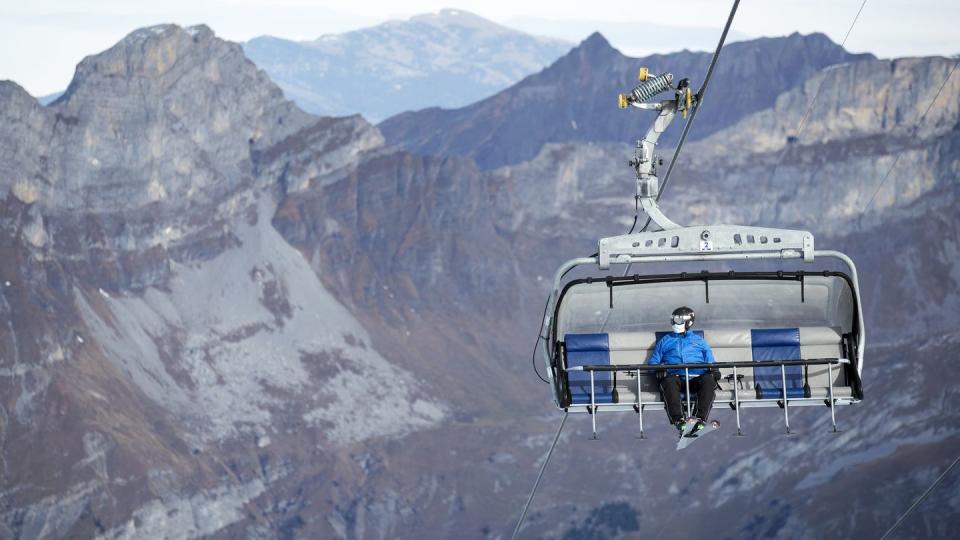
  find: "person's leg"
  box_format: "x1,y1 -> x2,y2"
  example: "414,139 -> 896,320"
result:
693,373 -> 716,421
659,375 -> 684,424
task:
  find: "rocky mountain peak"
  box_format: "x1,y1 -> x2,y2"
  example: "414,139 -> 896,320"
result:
549,31 -> 616,68
0,23 -> 381,272
580,31 -> 614,51
786,31 -> 839,48
408,8 -> 507,31
0,80 -> 38,109
0,19 -> 456,538
25,24 -> 333,211
58,25 -> 219,101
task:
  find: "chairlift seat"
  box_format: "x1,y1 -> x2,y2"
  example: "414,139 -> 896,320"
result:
559,325 -> 852,410
565,333 -> 615,405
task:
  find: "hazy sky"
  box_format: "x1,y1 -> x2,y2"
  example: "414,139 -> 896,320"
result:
2,0 -> 957,96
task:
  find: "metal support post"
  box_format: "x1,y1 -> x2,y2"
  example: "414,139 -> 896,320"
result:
828,362 -> 838,432
781,365 -> 791,434
684,367 -> 692,419
590,371 -> 598,439
636,371 -> 645,439
733,365 -> 743,436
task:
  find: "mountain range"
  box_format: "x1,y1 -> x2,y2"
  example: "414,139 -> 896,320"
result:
380,31 -> 875,169
243,10 -> 571,122
1,19 -> 958,540
504,16 -> 753,57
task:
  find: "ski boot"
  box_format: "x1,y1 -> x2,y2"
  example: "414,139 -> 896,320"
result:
688,417 -> 707,435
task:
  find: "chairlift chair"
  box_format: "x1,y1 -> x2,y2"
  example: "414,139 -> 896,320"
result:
539,69 -> 865,439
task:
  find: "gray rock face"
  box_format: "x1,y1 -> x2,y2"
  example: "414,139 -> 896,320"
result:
243,9 -> 571,122
2,24 -> 383,286
379,32 -> 874,170
1,20 -> 958,540
0,24 -> 442,539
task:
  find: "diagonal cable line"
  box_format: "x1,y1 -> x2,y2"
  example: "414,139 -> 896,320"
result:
860,59 -> 959,215
657,0 -> 741,200
767,0 -> 869,184
879,451 -> 960,540
511,412 -> 568,540
639,0 -> 740,232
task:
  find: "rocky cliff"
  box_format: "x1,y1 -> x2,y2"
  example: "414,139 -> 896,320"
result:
0,22 -> 958,540
0,25 -> 448,538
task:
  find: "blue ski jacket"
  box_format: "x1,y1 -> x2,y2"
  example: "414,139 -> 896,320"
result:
648,331 -> 716,377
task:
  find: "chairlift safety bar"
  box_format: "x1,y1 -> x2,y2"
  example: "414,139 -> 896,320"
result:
566,357 -> 850,372
570,359 -> 849,438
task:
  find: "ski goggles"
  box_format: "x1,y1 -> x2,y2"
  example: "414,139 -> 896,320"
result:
670,314 -> 693,325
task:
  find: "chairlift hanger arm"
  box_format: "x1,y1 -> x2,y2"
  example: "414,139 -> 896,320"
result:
619,73 -> 696,231
616,0 -> 739,234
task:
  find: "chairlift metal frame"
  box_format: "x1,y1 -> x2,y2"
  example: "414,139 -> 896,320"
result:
538,69 -> 866,436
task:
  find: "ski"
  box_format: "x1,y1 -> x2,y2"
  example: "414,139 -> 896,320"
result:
676,419 -> 720,450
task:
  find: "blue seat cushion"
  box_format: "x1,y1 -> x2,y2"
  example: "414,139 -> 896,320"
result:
752,328 -> 805,399
565,333 -> 614,405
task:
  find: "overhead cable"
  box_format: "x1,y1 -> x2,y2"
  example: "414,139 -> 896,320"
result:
767,0 -> 869,184
511,412 -> 568,540
640,0 -> 740,232
879,451 -> 960,540
860,60 -> 958,216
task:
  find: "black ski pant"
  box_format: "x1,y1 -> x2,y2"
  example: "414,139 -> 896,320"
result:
660,373 -> 716,424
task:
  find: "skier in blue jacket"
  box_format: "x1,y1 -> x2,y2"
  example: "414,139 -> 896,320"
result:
648,306 -> 718,435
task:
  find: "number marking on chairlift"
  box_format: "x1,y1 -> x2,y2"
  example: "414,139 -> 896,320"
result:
699,240 -> 714,252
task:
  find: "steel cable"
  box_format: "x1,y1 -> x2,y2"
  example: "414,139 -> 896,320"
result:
640,0 -> 740,232
860,59 -> 958,216
879,451 -> 960,540
511,412 -> 568,540
767,0 -> 869,185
